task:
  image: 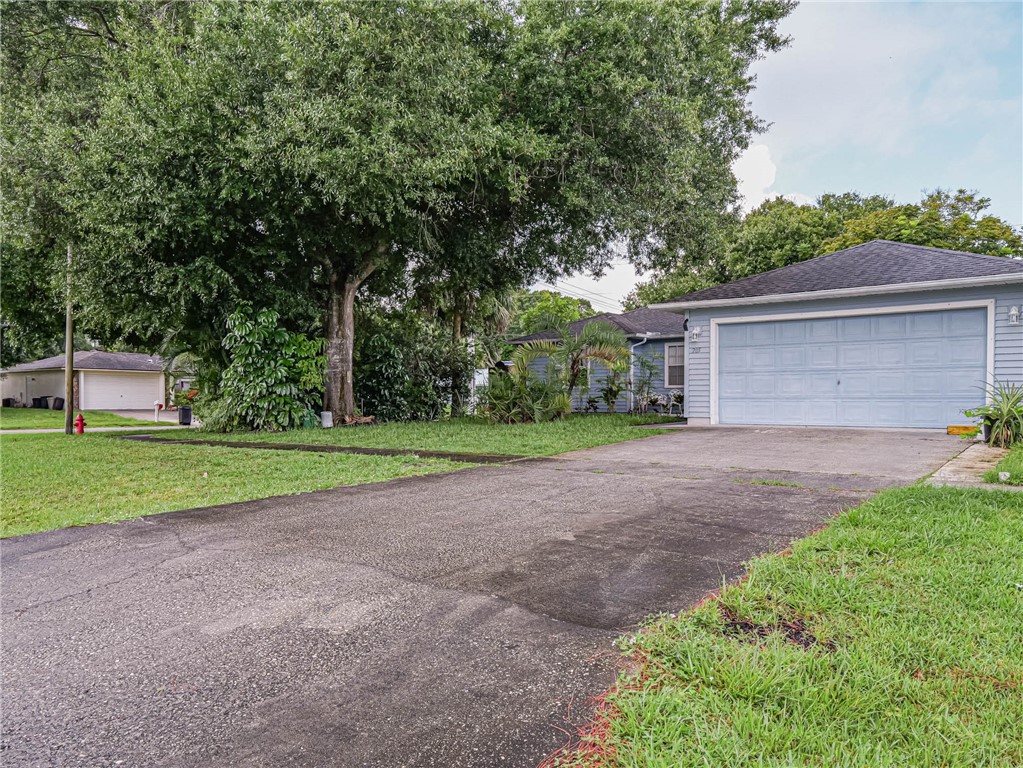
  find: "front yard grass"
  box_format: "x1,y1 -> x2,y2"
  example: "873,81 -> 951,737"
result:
0,407 -> 156,430
153,414 -> 677,457
985,442 -> 1023,485
553,485 -> 1023,767
1,433 -> 469,538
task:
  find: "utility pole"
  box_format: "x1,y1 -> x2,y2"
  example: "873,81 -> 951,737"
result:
64,243 -> 74,435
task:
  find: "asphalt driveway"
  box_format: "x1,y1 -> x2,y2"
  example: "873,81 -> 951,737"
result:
1,427 -> 963,767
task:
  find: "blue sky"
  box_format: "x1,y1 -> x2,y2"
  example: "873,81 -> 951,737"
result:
538,1 -> 1023,312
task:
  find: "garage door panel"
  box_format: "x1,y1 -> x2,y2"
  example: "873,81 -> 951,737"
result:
718,308 -> 987,428
85,372 -> 161,410
840,344 -> 871,367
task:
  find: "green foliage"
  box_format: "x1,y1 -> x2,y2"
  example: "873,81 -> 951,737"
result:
822,190 -> 1023,257
508,290 -> 595,337
628,189 -> 1022,307
964,380 -> 1023,449
530,317 -> 631,396
631,354 -> 663,414
478,343 -> 571,424
354,309 -> 472,422
598,366 -> 628,413
198,307 -> 326,433
986,443 -> 1023,485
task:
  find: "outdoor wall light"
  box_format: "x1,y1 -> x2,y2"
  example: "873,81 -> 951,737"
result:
1010,306 -> 1020,326
690,326 -> 702,341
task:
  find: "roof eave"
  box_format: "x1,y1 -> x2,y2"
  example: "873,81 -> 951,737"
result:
651,272 -> 1023,312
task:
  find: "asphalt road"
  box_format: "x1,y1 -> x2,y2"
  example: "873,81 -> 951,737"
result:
1,427 -> 963,767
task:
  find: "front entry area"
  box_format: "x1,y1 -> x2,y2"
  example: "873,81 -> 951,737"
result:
715,306 -> 989,428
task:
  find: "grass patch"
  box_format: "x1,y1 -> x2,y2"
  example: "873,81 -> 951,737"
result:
736,478 -> 804,488
152,414 -> 677,457
985,443 -> 1023,485
1,433 -> 469,537
552,486 -> 1023,767
0,407 -> 157,430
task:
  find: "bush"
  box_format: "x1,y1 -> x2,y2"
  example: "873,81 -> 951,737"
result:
478,343 -> 570,424
354,310 -> 473,421
196,306 -> 326,432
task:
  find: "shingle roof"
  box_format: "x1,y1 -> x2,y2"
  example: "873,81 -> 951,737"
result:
657,240 -> 1023,306
511,307 -> 688,343
2,351 -> 164,373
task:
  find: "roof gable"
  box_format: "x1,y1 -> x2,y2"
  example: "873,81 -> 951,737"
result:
2,351 -> 164,373
510,307 -> 687,343
656,241 -> 1023,306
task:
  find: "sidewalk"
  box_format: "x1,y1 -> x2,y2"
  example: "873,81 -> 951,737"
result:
1,425 -> 185,435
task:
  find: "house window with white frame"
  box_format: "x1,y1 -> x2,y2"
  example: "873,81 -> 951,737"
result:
665,343 -> 684,387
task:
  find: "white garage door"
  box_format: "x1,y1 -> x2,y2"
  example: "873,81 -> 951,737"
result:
84,372 -> 163,410
716,308 -> 988,428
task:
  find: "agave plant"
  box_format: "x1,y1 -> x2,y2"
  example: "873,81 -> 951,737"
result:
964,380 -> 1023,448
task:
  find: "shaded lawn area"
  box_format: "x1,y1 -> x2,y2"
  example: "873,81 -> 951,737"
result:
153,414 -> 677,457
985,443 -> 1022,485
1,433 -> 469,538
0,407 -> 155,430
552,486 -> 1023,767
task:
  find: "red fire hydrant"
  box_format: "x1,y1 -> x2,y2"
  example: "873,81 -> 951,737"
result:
74,413 -> 86,434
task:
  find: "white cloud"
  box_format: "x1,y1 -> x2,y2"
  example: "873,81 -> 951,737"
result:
733,143 -> 813,212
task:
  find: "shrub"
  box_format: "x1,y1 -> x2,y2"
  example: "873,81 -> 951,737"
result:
354,309 -> 472,422
478,342 -> 570,424
196,306 -> 326,432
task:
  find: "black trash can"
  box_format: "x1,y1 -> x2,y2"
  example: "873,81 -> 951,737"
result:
31,397 -> 42,408
178,406 -> 193,426
52,397 -> 65,410
38,395 -> 51,410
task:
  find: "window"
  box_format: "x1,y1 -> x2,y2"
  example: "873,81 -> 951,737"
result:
665,343 -> 684,387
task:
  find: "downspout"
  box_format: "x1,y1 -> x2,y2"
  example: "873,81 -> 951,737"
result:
628,333 -> 653,413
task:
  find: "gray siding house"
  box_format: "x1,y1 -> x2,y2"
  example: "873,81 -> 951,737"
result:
511,308 -> 688,413
652,240 -> 1023,428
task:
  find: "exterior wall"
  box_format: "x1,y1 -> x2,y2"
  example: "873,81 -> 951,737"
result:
523,337 -> 686,413
1,370 -> 64,406
683,283 -> 1022,421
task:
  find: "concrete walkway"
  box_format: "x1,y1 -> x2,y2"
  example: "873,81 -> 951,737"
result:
1,427 -> 966,767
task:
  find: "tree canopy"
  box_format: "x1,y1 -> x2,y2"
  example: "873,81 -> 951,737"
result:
626,189 -> 1022,308
4,0 -> 793,419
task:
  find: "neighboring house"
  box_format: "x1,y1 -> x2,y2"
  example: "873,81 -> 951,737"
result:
1,351 -> 166,410
510,308 -> 688,412
651,240 -> 1023,429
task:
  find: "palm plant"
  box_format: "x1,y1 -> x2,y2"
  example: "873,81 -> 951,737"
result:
478,341 -> 571,424
528,313 -> 631,396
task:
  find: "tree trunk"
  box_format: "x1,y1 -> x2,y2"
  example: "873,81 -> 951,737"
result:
450,311 -> 464,417
324,262 -> 376,422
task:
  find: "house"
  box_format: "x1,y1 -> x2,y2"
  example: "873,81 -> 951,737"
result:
1,351 -> 166,411
651,240 -> 1023,428
510,307 -> 688,412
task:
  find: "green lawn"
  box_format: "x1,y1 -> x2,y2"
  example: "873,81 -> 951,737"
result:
1,433 -> 468,538
0,407 -> 156,430
553,486 -> 1023,767
154,414 -> 677,457
985,443 -> 1023,485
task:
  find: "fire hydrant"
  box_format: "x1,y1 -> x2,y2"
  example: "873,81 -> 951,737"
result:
74,413 -> 86,434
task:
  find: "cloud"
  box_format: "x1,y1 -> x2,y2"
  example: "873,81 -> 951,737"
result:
733,143 -> 813,212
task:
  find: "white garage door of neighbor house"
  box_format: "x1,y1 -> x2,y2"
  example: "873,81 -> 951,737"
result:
717,307 -> 988,428
85,372 -> 162,410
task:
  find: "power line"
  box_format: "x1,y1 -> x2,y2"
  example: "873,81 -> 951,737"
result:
535,282 -> 621,313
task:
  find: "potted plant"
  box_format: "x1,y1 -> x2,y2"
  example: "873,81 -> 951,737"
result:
963,380 -> 1023,448
173,388 -> 198,426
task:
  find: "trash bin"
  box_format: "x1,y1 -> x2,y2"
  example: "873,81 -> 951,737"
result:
52,397 -> 65,410
31,397 -> 43,408
178,406 -> 193,426
38,395 -> 51,409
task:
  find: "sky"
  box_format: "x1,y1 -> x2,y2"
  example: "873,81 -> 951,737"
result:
534,0 -> 1023,314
